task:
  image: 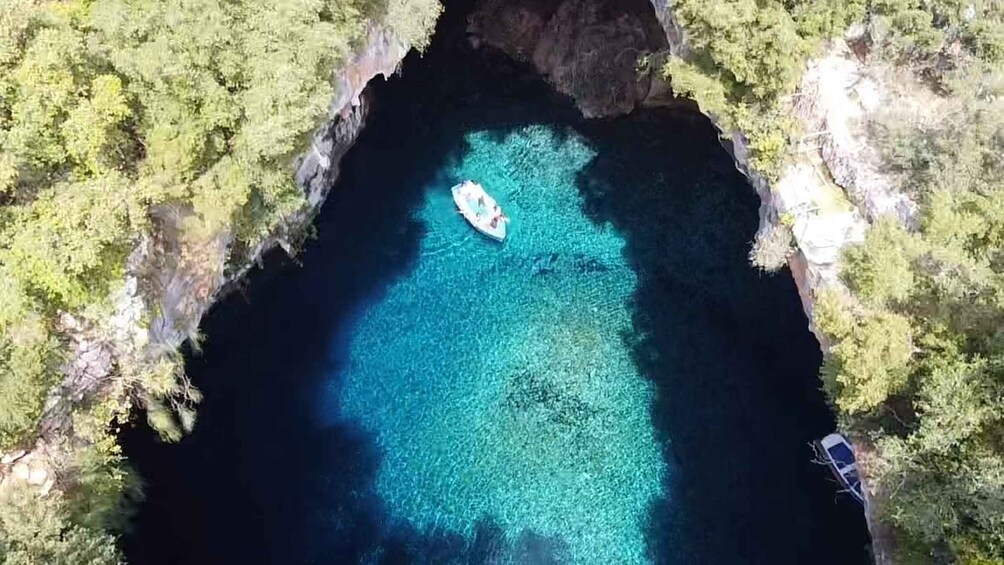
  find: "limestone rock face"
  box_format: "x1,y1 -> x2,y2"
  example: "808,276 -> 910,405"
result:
149,23 -> 410,356
5,21 -> 415,499
646,0 -> 688,57
796,46 -> 918,227
469,0 -> 670,117
0,450 -> 54,496
295,24 -> 409,206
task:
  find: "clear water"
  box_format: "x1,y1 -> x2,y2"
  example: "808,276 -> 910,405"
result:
123,7 -> 870,563
326,125 -> 665,563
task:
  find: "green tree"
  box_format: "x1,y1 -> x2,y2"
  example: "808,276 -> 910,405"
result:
815,291 -> 914,414
0,484 -> 122,565
842,217 -> 918,307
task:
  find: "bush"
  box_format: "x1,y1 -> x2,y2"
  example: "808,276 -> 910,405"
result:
816,299 -> 913,415
0,2 -> 440,561
0,483 -> 122,565
842,217 -> 918,307
384,0 -> 443,52
749,220 -> 794,272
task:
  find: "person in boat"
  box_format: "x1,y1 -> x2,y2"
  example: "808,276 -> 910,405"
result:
489,208 -> 508,228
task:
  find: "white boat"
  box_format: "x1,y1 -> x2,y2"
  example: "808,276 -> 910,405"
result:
818,432 -> 865,504
451,180 -> 508,241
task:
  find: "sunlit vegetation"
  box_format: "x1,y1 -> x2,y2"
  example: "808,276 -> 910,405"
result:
810,4 -> 1004,559
1,0 -> 371,448
662,0 -> 865,177
0,393 -> 134,562
661,0 -> 1004,559
748,216 -> 795,272
0,0 -> 438,561
0,481 -> 121,565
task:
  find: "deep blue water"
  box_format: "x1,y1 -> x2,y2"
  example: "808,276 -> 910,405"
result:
123,9 -> 870,564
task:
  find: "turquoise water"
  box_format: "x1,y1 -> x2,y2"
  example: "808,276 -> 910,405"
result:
123,9 -> 871,563
325,126 -> 666,563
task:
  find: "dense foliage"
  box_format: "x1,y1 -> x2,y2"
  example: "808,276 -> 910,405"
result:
809,4 -> 1004,561
661,0 -> 1004,560
1,0 -> 369,448
0,0 -> 438,562
0,483 -> 120,565
662,0 -> 866,176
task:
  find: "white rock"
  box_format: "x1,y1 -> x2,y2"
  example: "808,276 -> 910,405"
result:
12,462 -> 30,481
1,450 -> 26,465
27,466 -> 48,485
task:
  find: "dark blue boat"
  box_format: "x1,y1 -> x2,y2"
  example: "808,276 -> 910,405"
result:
819,433 -> 865,504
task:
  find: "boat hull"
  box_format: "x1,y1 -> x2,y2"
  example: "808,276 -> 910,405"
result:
451,182 -> 507,241
818,433 -> 865,504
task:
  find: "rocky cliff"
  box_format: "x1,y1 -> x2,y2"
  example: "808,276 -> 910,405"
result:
0,22 -> 413,499
467,0 -> 915,340
468,0 -> 674,117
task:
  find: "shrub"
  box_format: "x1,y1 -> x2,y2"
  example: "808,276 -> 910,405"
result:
842,217 -> 918,307
819,308 -> 913,414
749,220 -> 794,272
0,483 -> 122,565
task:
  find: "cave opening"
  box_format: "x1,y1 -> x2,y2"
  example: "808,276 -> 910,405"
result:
122,0 -> 870,563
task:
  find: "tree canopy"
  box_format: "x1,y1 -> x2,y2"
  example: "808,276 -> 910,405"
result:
815,12 -> 1004,557
0,0 -> 439,562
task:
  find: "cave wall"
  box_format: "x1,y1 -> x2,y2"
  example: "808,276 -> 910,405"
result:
0,21 -> 415,496
467,2 -> 920,560
468,0 -> 672,117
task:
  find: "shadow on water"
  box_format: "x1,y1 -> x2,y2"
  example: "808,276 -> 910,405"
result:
123,6 -> 578,564
123,0 -> 870,562
571,114 -> 872,563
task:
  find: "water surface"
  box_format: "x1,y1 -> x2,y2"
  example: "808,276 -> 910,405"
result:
124,11 -> 870,564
